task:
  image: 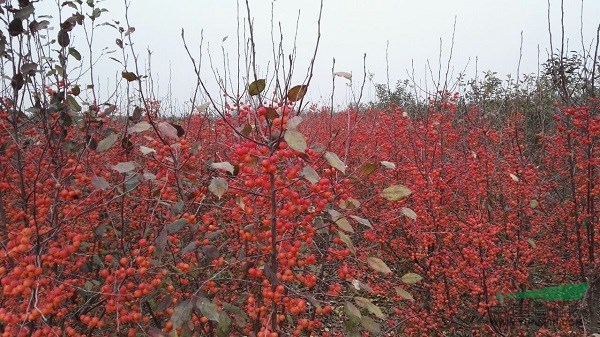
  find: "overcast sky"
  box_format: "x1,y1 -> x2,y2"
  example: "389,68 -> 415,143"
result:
39,0 -> 600,110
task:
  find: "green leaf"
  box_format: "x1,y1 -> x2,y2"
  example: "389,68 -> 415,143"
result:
360,316 -> 381,334
65,95 -> 81,112
198,300 -> 220,322
300,166 -> 319,185
395,286 -> 414,301
167,219 -> 187,234
344,301 -> 361,322
91,176 -> 109,190
248,79 -> 266,96
529,199 -> 539,209
154,229 -> 167,261
111,161 -> 136,173
96,133 -> 118,152
287,84 -> 308,102
122,71 -> 138,82
324,151 -> 346,173
128,121 -> 152,134
216,311 -> 232,337
367,257 -> 392,274
124,174 -> 140,193
354,296 -> 385,319
381,185 -> 412,201
170,300 -> 193,329
335,216 -> 354,233
284,129 -> 307,152
349,215 -> 372,229
338,230 -> 356,255
401,272 -> 423,284
286,116 -> 303,129
71,85 -> 81,96
68,47 -> 82,61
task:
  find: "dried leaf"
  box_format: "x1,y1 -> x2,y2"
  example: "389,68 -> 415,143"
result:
209,177 -> 228,199
157,121 -> 179,139
360,162 -> 377,175
300,166 -> 319,185
324,151 -> 346,173
380,161 -> 396,169
287,85 -> 308,102
122,71 -> 138,82
196,102 -> 210,113
334,71 -> 352,81
284,129 -> 307,153
335,216 -> 354,233
349,215 -> 372,229
529,199 -> 539,209
167,219 -> 187,234
248,79 -> 266,96
111,161 -> 136,173
367,257 -> 392,274
264,107 -> 279,120
354,296 -> 385,319
338,230 -> 356,255
360,316 -> 381,334
20,62 -> 37,75
57,29 -> 70,47
96,133 -> 118,152
394,286 -> 414,301
103,104 -> 117,116
401,272 -> 423,284
401,207 -> 417,220
381,185 -> 412,201
139,146 -> 156,155
91,176 -> 109,190
211,162 -> 236,174
128,121 -> 152,134
344,301 -> 361,321
9,18 -> 24,36
65,95 -> 81,112
170,300 -> 193,329
286,116 -> 303,129
169,123 -> 185,137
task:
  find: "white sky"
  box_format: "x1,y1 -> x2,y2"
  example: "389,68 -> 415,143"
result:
38,0 -> 600,110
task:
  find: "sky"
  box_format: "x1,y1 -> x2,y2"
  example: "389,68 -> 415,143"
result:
36,0 -> 600,111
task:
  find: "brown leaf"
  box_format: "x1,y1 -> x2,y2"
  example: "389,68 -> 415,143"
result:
287,85 -> 308,102
122,71 -> 138,82
367,257 -> 392,274
57,29 -> 70,47
9,18 -> 24,36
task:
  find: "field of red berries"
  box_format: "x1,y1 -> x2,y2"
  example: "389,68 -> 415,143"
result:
0,1 -> 599,337
1,87 -> 598,337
